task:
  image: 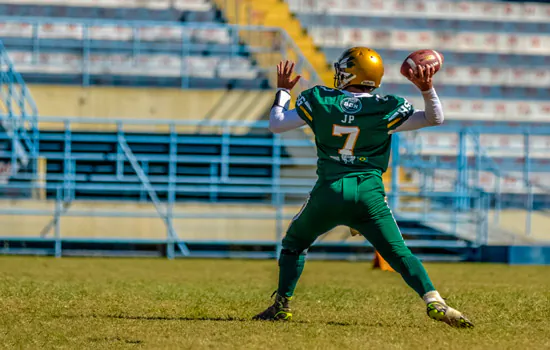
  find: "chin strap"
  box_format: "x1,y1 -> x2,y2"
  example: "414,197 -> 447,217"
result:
272,88 -> 291,110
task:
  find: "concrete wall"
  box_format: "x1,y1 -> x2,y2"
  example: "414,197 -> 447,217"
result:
29,85 -> 273,131
0,200 -> 353,242
494,210 -> 550,243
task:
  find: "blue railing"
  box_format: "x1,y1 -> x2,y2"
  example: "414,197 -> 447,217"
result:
0,16 -> 323,89
398,120 -> 550,237
0,39 -> 39,181
0,185 -> 485,259
0,117 -> 488,259
0,115 -> 547,255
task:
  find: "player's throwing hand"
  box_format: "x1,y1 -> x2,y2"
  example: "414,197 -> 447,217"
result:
406,65 -> 435,92
277,60 -> 301,90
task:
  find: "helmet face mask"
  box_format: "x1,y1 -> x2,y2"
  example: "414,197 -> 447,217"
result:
334,62 -> 356,90
333,47 -> 385,90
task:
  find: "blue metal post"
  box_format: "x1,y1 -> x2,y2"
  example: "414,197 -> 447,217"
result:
32,23 -> 39,65
132,26 -> 140,67
456,130 -> 468,211
82,25 -> 90,86
475,194 -> 482,247
271,134 -> 281,205
10,133 -> 16,177
116,135 -> 124,181
494,173 -> 501,225
422,170 -> 429,223
180,28 -> 190,89
524,132 -> 532,236
475,192 -> 490,247
70,159 -> 76,201
209,163 -> 219,202
523,132 -> 530,187
526,185 -> 533,237
54,187 -> 62,258
5,65 -> 12,114
63,121 -> 72,201
484,193 -> 490,245
221,126 -> 230,182
166,236 -> 175,260
31,103 -> 39,185
168,124 -> 177,253
474,132 -> 481,188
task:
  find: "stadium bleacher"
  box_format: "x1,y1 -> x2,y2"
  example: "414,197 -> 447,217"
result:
0,0 -> 270,89
0,2 -> 216,21
1,0 -> 549,259
288,0 -> 550,119
34,124 -> 306,203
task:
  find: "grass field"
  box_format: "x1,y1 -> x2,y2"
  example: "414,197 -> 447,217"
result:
0,257 -> 549,349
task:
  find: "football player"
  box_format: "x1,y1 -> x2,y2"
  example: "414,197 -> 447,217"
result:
252,47 -> 473,328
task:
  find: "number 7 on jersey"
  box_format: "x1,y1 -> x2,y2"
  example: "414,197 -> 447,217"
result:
332,125 -> 360,156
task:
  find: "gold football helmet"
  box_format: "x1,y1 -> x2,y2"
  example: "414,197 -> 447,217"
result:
334,47 -> 384,90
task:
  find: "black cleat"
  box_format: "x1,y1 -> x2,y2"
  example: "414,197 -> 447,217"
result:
252,292 -> 293,321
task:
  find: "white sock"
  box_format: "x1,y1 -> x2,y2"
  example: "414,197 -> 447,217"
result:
422,291 -> 445,304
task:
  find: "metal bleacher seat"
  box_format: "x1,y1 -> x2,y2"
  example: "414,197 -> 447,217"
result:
375,83 -> 550,101
287,0 -> 550,118
288,0 -> 550,22
297,14 -> 550,34
308,27 -> 550,56
322,47 -> 550,68
0,0 -> 270,89
35,127 -> 301,202
8,50 -> 265,88
0,0 -> 213,19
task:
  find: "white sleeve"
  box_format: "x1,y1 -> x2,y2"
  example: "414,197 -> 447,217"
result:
268,88 -> 306,134
392,88 -> 444,133
269,107 -> 306,133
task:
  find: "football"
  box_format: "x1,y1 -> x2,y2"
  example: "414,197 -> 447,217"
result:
400,49 -> 444,77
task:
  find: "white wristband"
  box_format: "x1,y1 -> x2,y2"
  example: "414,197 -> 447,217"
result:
273,88 -> 291,109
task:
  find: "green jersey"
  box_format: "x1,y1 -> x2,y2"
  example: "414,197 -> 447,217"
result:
295,85 -> 414,181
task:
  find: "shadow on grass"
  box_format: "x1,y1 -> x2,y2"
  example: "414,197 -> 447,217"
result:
109,314 -> 250,322
107,314 -> 360,326
55,313 -> 360,326
54,313 -> 420,328
89,336 -> 144,345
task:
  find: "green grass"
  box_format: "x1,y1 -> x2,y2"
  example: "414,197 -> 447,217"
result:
0,257 -> 549,349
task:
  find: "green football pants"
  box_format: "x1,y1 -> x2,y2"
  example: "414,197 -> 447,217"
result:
279,173 -> 435,298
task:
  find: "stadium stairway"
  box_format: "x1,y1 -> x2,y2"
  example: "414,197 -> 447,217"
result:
212,0 -> 333,85
0,40 -> 37,186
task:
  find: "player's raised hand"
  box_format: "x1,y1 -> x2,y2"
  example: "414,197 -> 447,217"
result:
406,65 -> 435,92
277,60 -> 301,91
